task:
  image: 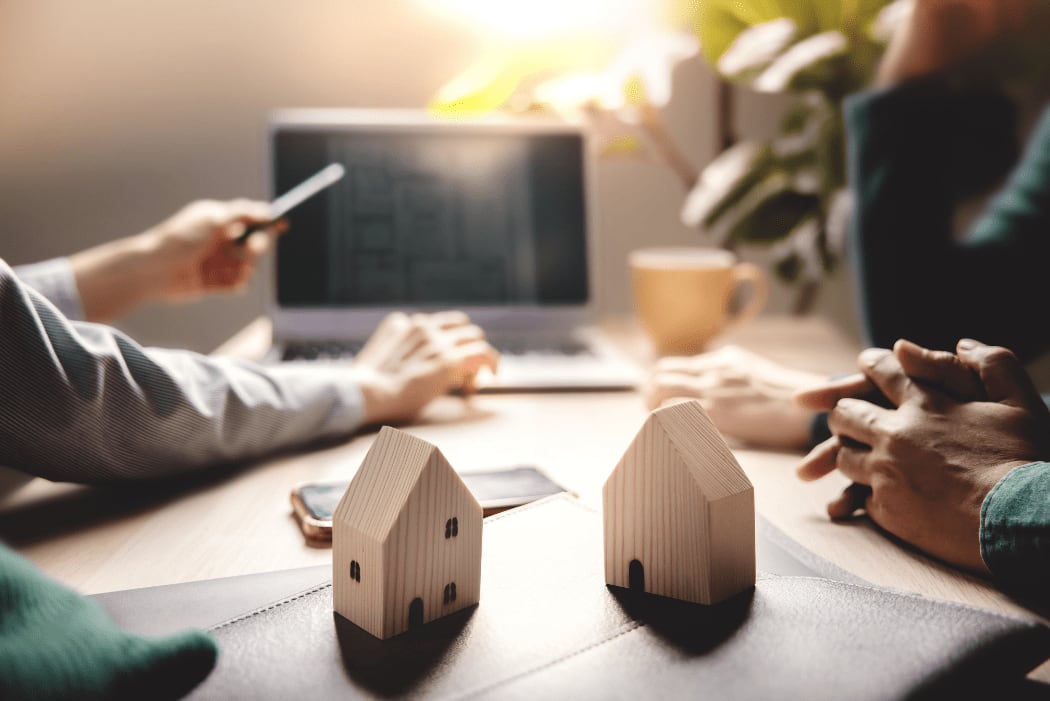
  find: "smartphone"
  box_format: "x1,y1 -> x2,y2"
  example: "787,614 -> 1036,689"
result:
290,466 -> 571,543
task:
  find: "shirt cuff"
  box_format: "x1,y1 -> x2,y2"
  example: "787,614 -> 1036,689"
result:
979,461 -> 1050,591
12,258 -> 85,321
264,363 -> 367,438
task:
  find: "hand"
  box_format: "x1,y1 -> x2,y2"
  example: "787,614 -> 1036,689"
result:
795,338 -> 987,412
877,0 -> 1033,85
70,199 -> 282,322
349,311 -> 500,426
796,339 -> 1050,572
148,199 -> 283,302
644,345 -> 826,450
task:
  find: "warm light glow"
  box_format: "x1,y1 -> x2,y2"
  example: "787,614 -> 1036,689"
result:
423,0 -> 697,115
421,0 -> 667,41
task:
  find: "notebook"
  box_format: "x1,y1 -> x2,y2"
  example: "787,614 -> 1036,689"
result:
265,109 -> 640,391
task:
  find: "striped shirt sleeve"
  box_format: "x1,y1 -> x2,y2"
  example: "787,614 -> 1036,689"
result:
0,258 -> 365,483
12,257 -> 85,321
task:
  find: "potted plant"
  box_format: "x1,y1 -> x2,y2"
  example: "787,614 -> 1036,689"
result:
426,0 -> 907,312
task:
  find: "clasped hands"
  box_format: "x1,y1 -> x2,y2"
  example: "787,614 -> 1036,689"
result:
796,339 -> 1050,573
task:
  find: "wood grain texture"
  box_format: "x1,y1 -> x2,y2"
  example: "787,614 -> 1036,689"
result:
8,315 -> 1050,682
333,426 -> 482,639
603,400 -> 755,605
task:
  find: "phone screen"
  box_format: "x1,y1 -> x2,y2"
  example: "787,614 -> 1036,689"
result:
295,481 -> 348,521
292,465 -> 568,536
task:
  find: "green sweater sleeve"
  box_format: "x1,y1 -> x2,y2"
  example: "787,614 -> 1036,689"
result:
981,462 -> 1050,592
845,80 -> 1050,360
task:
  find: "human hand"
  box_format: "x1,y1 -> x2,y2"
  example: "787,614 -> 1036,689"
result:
644,345 -> 826,450
877,0 -> 1033,85
148,199 -> 284,302
349,311 -> 500,426
795,339 -> 1050,572
69,199 -> 283,322
795,338 -> 987,412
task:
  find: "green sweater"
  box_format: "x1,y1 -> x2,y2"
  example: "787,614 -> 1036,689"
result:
844,81 -> 1050,592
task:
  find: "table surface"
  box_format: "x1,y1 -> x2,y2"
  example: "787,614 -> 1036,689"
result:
1,315 -> 1045,640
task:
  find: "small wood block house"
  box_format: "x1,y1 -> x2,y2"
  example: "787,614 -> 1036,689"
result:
603,400 -> 755,605
333,426 -> 483,639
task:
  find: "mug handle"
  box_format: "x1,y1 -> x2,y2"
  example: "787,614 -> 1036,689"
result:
727,262 -> 769,326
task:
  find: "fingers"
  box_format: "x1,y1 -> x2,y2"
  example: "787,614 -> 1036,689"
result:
445,339 -> 500,373
893,339 -> 985,400
411,340 -> 500,396
416,310 -> 472,330
826,483 -> 873,521
794,373 -> 875,411
652,346 -> 751,374
833,440 -> 873,485
796,436 -> 840,481
956,339 -> 1047,413
365,311 -> 499,391
827,397 -> 890,447
224,198 -> 273,224
795,433 -> 873,486
855,347 -> 915,407
224,217 -> 287,253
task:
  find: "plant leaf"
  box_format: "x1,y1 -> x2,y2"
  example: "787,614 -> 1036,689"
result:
716,18 -> 797,80
681,141 -> 772,228
752,31 -> 849,93
697,168 -> 817,246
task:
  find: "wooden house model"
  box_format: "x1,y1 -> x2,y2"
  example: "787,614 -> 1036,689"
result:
603,400 -> 755,605
333,426 -> 483,639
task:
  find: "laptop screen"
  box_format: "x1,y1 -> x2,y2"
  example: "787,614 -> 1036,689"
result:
272,122 -> 589,309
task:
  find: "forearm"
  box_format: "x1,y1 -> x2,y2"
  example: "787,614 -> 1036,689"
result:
0,260 -> 364,482
846,81 -> 1018,351
980,461 -> 1050,596
67,230 -> 169,322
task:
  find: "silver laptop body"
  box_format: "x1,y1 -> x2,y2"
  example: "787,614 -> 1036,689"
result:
267,109 -> 639,391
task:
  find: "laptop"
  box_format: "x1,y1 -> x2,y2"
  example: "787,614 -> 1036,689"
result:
266,109 -> 640,391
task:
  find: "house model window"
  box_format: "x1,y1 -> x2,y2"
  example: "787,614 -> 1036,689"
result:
443,582 -> 457,604
445,517 -> 459,539
350,560 -> 361,582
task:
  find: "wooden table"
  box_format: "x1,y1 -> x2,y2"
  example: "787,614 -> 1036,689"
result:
2,315 -> 1048,679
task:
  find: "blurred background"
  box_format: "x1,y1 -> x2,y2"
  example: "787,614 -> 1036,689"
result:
0,0 -> 860,352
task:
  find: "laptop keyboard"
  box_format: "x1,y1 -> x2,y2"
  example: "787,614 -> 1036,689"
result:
282,337 -> 595,362
282,341 -> 363,362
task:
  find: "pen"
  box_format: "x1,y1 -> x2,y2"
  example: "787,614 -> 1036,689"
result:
235,163 -> 346,245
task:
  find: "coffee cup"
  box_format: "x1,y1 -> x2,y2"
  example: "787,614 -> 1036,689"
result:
629,247 -> 768,356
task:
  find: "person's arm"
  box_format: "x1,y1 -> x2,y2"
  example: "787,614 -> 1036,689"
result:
11,257 -> 85,321
67,199 -> 280,323
980,461 -> 1050,594
795,339 -> 1050,577
848,0 -> 1050,360
0,257 -> 367,482
843,80 -> 1047,352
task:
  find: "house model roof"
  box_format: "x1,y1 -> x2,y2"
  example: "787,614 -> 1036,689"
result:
643,400 -> 751,499
333,426 -> 466,541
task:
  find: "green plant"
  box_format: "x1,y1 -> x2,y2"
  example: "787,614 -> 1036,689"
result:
428,0 -> 907,311
686,0 -> 905,311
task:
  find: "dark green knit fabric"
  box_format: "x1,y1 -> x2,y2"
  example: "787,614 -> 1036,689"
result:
0,543 -> 217,700
845,79 -> 1050,360
981,462 -> 1050,594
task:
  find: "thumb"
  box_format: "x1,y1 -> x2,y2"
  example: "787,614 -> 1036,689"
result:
956,339 -> 1046,413
893,339 -> 985,400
